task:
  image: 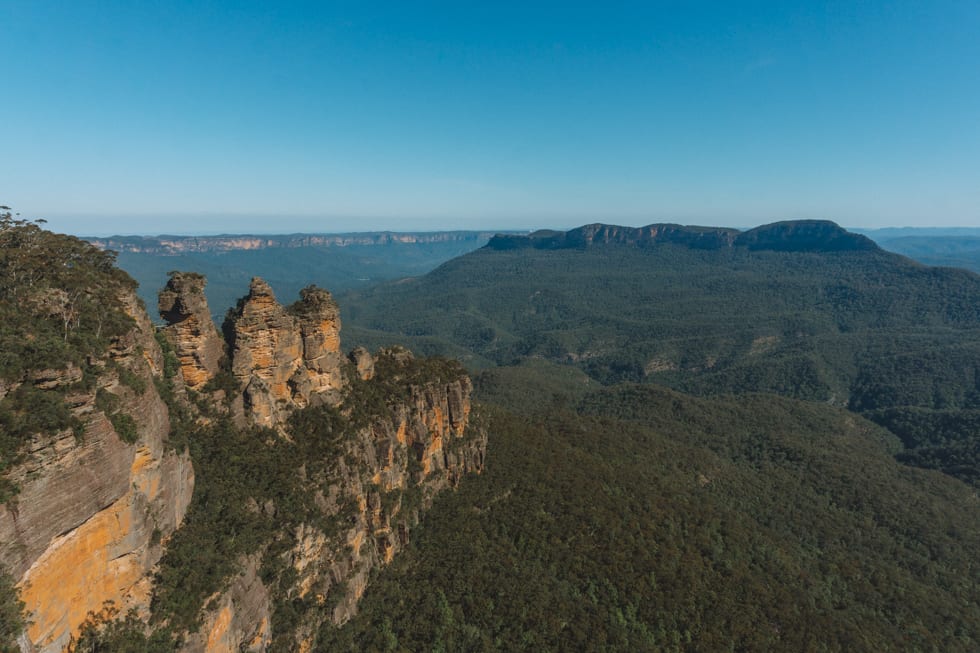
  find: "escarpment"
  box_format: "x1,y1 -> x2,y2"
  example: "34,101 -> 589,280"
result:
183,353 -> 486,652
1,218 -> 486,652
156,278 -> 487,651
0,286 -> 194,653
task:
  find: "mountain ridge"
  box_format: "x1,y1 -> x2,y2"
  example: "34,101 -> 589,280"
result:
487,219 -> 879,253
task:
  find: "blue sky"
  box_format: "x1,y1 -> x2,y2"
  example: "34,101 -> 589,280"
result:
2,1 -> 978,235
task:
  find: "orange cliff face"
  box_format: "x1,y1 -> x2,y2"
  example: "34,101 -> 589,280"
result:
226,278 -> 345,428
158,275 -> 347,430
182,352 -> 487,651
158,272 -> 225,391
0,291 -> 194,653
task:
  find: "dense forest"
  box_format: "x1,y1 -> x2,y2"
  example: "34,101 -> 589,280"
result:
324,371 -> 980,651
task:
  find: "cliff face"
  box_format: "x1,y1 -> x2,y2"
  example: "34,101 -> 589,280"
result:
158,272 -> 224,391
0,290 -> 193,653
185,356 -> 486,652
225,279 -> 344,427
0,227 -> 485,653
153,275 -> 486,651
87,231 -> 501,254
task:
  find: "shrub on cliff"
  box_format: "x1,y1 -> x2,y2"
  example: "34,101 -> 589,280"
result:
0,209 -> 139,501
0,566 -> 25,653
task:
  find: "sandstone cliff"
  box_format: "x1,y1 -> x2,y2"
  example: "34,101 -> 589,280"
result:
154,275 -> 487,651
88,231 -> 500,254
182,352 -> 486,652
0,226 -> 485,653
0,289 -> 193,653
158,272 -> 224,391
225,278 -> 344,427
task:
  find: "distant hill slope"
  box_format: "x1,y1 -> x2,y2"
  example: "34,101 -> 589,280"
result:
870,234 -> 980,273
339,220 -> 980,487
91,231 -> 502,320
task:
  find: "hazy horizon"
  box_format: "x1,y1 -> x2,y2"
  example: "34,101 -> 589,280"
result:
29,216 -> 980,240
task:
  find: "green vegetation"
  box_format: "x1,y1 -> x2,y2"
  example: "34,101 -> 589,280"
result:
324,378 -> 980,652
112,236 -> 492,321
11,219 -> 980,650
0,567 -> 25,653
313,225 -> 980,649
0,210 -> 138,502
339,230 -> 980,487
146,353 -> 466,648
68,605 -> 176,653
0,211 -> 136,379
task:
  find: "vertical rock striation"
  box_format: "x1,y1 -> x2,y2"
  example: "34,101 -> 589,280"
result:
189,356 -> 487,651
0,290 -> 194,653
225,278 -> 345,428
294,286 -> 345,403
158,272 -> 224,391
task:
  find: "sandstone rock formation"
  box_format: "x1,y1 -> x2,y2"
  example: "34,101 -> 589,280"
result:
2,259 -> 485,652
189,353 -> 486,650
158,275 -> 348,430
348,347 -> 375,381
226,278 -> 344,428
158,272 -> 224,391
0,290 -> 194,653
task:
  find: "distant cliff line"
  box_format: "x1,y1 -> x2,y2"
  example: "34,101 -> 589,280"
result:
88,230 -> 511,254
486,220 -> 880,253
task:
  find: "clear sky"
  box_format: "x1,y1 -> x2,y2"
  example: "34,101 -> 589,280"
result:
2,1 -> 979,235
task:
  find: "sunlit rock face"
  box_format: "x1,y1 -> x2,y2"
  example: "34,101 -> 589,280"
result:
225,278 -> 345,428
188,357 -> 487,651
0,290 -> 194,653
349,347 -> 375,381
159,272 -> 225,391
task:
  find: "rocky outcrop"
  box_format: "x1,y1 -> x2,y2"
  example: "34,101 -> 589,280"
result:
0,291 -> 194,653
293,286 -> 345,402
289,367 -> 484,632
158,272 -> 225,390
192,355 -> 487,651
157,276 -> 348,429
1,225 -> 487,653
182,556 -> 272,653
348,347 -> 375,381
226,278 -> 345,428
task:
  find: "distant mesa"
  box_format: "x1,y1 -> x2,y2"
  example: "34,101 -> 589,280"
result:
487,219 -> 879,254
736,220 -> 879,252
